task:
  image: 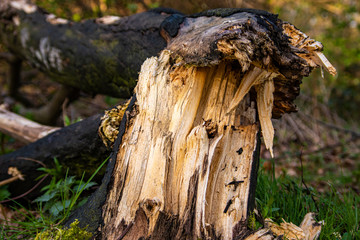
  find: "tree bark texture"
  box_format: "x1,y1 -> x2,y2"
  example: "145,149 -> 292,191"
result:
0,0 -> 179,98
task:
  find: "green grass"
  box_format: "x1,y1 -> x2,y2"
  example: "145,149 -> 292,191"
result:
1,157 -> 109,239
2,156 -> 359,239
256,160 -> 360,239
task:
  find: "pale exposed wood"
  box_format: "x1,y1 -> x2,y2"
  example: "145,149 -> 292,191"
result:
0,105 -> 59,143
243,229 -> 274,240
265,218 -> 305,239
256,80 -> 276,158
282,23 -> 337,76
300,213 -> 324,240
101,50 -> 260,239
96,10 -> 337,239
262,213 -> 323,240
226,66 -> 276,115
313,52 -> 337,76
242,213 -> 323,240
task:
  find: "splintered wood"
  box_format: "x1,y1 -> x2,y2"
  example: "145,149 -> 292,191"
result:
100,12 -> 335,240
219,23 -> 336,158
265,213 -> 323,240
102,51 -> 260,239
282,23 -> 337,76
225,66 -> 278,157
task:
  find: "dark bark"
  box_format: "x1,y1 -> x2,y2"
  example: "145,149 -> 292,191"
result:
0,0 -> 180,98
64,95 -> 137,233
8,57 -> 22,98
0,114 -> 110,199
95,9 -> 329,239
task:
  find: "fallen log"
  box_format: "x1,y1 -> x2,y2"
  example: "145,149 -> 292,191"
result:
0,0 -> 179,97
0,113 -> 110,199
0,99 -> 129,200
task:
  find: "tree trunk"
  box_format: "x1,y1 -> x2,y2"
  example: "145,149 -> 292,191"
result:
100,51 -> 262,240
84,10 -> 334,239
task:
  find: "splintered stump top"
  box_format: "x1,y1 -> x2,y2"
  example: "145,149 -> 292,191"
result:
100,9 -> 333,240
162,9 -> 335,156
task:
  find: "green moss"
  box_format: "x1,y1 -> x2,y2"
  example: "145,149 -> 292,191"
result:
65,154 -> 107,181
247,212 -> 257,231
35,219 -> 92,240
90,39 -> 118,50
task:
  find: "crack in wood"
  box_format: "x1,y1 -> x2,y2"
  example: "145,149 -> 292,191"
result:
223,199 -> 233,213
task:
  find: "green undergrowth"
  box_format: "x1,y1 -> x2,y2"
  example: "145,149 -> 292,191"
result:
255,160 -> 360,239
1,157 -> 109,239
1,157 -> 359,239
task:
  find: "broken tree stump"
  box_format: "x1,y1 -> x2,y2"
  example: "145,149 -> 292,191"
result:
0,3 -> 335,238
92,9 -> 336,240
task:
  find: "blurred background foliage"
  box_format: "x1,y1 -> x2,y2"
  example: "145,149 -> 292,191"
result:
34,0 -> 360,124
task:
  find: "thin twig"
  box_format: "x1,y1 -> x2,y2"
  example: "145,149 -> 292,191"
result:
0,157 -> 48,203
299,150 -> 319,213
0,176 -> 23,187
16,157 -> 47,168
0,174 -> 49,204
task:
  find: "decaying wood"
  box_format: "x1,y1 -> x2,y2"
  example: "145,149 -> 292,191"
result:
95,9 -> 335,239
299,213 -> 323,240
264,213 -> 323,240
0,0 -> 177,97
163,9 -> 334,157
282,23 -> 337,76
101,50 -> 261,239
0,113 -> 110,199
98,100 -> 129,147
0,4 -> 335,239
0,105 -> 59,143
242,213 -> 323,240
